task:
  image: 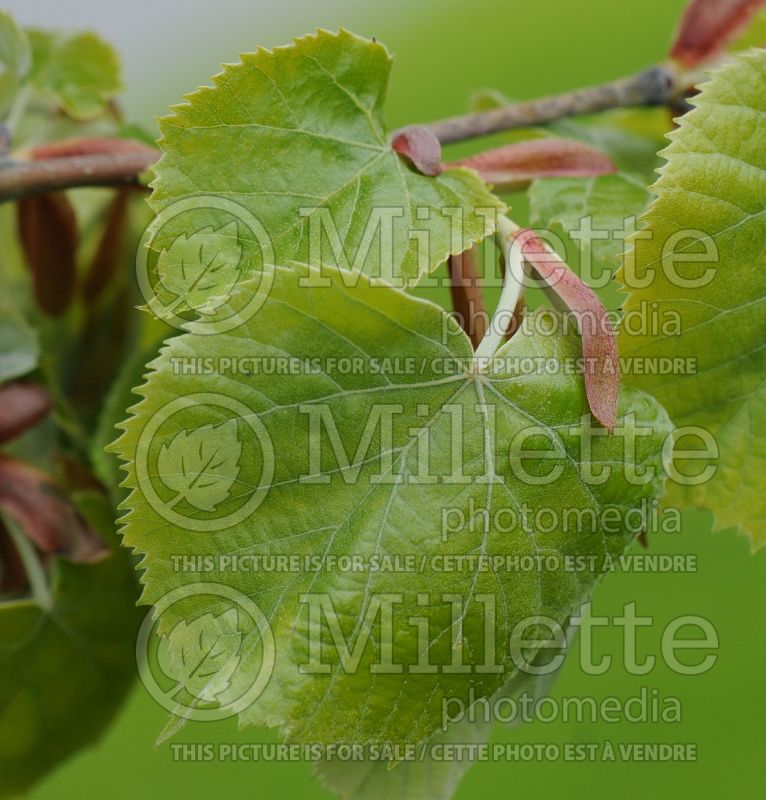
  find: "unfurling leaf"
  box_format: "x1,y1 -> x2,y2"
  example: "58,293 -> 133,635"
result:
513,229 -> 619,431
449,138 -> 616,192
156,223 -> 242,315
670,0 -> 766,67
156,419 -> 242,511
391,125 -> 443,176
619,51 -> 766,548
0,456 -> 107,564
0,382 -> 51,444
17,192 -> 78,316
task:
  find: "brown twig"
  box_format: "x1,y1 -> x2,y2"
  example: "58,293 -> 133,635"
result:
0,147 -> 159,203
423,66 -> 680,144
0,65 -> 681,201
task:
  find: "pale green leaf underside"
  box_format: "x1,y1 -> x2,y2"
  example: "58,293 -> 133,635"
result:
618,51 -> 766,549
149,29 -> 503,285
529,172 -> 649,298
114,261 -> 670,748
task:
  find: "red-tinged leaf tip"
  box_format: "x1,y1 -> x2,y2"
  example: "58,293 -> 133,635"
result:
670,0 -> 766,68
392,125 -> 443,176
27,138 -> 159,160
0,382 -> 52,445
17,193 -> 78,316
0,456 -> 108,564
448,139 -> 616,191
514,229 -> 619,431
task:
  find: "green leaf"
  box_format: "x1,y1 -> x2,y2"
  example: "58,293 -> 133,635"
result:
0,492 -> 142,798
0,306 -> 38,381
618,51 -> 766,549
156,222 -> 243,315
149,29 -> 503,291
315,623 -> 573,800
0,11 -> 31,117
114,260 -> 671,747
529,173 -> 650,300
27,29 -> 121,119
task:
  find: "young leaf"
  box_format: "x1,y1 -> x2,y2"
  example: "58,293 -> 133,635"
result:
0,493 -> 142,799
113,261 -> 671,748
448,138 -> 616,192
670,0 -> 766,68
149,30 -> 503,289
618,51 -> 766,548
26,29 -> 121,119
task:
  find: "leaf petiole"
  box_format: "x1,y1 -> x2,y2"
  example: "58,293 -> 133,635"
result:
474,216 -> 525,364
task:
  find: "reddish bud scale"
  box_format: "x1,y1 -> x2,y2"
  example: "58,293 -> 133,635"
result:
514,229 -> 619,431
670,0 -> 766,68
448,138 -> 616,191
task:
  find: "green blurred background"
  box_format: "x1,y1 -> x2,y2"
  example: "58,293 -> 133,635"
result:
8,0 -> 765,796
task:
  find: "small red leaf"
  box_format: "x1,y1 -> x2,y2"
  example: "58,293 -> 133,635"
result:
17,193 -> 79,316
514,229 -> 619,431
0,456 -> 108,564
670,0 -> 766,67
0,382 -> 52,445
448,139 -> 616,191
392,125 -> 443,176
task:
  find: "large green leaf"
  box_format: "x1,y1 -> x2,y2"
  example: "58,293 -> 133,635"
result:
0,493 -> 142,798
114,261 -> 671,748
618,51 -> 766,549
148,29 -> 503,293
